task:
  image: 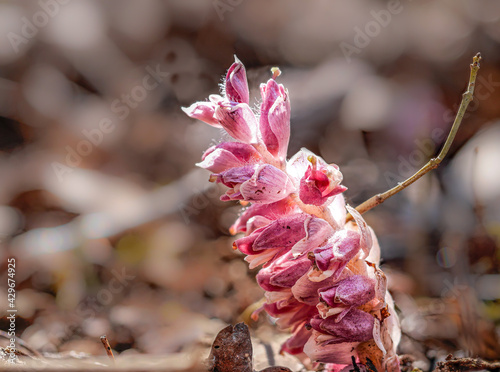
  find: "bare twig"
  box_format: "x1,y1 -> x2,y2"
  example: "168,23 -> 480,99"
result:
100,335 -> 115,364
347,53 -> 482,222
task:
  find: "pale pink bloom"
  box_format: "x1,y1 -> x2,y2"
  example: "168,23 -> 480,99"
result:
290,216 -> 335,258
212,164 -> 294,203
288,149 -> 346,206
346,206 -> 373,259
259,78 -> 291,160
215,101 -> 259,143
238,164 -> 295,202
225,56 -> 250,104
230,198 -> 297,235
181,100 -> 219,127
197,142 -> 262,173
257,250 -> 312,291
304,336 -> 359,365
308,229 -> 362,282
291,273 -> 332,307
308,308 -> 375,345
317,275 -> 376,321
234,213 -> 308,256
280,323 -> 311,355
262,297 -> 318,356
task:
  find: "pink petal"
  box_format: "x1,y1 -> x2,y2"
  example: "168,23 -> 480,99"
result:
230,198 -> 296,235
225,56 -> 249,104
197,143 -> 261,173
245,249 -> 279,269
256,251 -> 311,291
309,229 -> 361,282
320,275 -> 376,308
215,102 -> 258,143
244,216 -> 272,234
212,165 -> 257,187
182,101 -> 220,127
239,164 -> 295,203
313,245 -> 335,272
268,94 -> 291,160
280,324 -> 311,355
346,206 -> 372,259
332,230 -> 361,262
309,309 -> 374,344
291,216 -> 334,258
233,227 -> 266,255
288,149 -> 346,207
291,273 -> 332,306
259,79 -> 290,160
299,159 -> 346,206
328,194 -> 347,228
253,213 -> 308,251
303,332 -> 358,364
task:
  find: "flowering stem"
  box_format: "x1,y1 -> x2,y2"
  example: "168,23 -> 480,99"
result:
347,52 -> 482,222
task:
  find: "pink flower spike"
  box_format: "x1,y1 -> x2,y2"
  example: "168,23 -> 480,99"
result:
215,102 -> 258,143
182,101 -> 220,127
197,142 -> 262,173
225,56 -> 249,104
185,58 -> 401,365
239,164 -> 295,203
259,78 -> 291,160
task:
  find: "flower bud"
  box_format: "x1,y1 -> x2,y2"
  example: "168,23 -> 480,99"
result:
225,56 -> 249,104
182,101 -> 219,127
288,149 -> 346,206
197,142 -> 262,173
238,164 -> 295,203
259,78 -> 290,160
215,102 -> 258,143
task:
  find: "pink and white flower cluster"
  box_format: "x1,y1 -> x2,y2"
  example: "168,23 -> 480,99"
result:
183,57 -> 401,372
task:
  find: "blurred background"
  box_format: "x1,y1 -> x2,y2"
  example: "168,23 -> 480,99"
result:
0,0 -> 499,370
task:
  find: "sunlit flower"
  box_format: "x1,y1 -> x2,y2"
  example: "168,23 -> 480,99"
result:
184,57 -> 400,372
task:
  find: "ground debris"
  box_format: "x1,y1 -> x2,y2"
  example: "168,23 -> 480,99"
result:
433,354 -> 500,372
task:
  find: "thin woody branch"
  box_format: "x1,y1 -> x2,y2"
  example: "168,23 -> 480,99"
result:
347,52 -> 482,222
100,335 -> 115,364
